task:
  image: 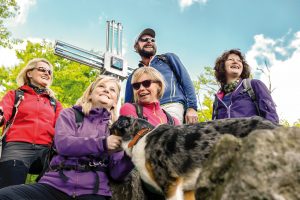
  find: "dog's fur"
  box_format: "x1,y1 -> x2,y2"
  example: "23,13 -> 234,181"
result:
110,116 -> 277,200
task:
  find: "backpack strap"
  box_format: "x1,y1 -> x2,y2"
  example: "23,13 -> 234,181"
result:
212,95 -> 219,120
133,103 -> 174,125
157,54 -> 181,84
5,89 -> 25,128
49,97 -> 57,112
133,103 -> 148,120
162,109 -> 175,125
73,108 -> 84,128
243,79 -> 261,116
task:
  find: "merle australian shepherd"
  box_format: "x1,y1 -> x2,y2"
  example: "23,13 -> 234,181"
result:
110,116 -> 277,200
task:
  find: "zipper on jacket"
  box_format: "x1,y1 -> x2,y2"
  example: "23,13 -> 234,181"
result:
153,107 -> 164,124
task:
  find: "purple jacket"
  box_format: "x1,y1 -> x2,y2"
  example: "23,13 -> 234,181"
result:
213,79 -> 279,124
39,106 -> 134,197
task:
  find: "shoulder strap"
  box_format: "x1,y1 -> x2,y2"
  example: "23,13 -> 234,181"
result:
243,79 -> 261,116
73,108 -> 84,128
133,103 -> 147,120
162,109 -> 175,125
2,89 -> 25,138
157,54 -> 181,84
49,97 -> 57,112
212,95 -> 219,120
7,89 -> 24,126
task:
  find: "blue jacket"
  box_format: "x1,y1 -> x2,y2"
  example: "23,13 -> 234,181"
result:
39,106 -> 134,197
212,79 -> 279,124
125,53 -> 198,111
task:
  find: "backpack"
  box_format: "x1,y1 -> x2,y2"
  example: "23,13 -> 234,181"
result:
133,103 -> 175,125
212,78 -> 261,119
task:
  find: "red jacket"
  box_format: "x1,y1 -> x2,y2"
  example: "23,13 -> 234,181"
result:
0,85 -> 63,145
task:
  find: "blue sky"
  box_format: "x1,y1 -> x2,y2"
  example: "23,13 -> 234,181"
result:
1,0 -> 300,123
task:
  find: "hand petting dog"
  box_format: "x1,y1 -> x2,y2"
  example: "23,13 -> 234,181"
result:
107,135 -> 122,153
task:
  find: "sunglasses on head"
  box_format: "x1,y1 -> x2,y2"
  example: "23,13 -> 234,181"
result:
35,67 -> 52,75
132,80 -> 159,90
139,37 -> 155,43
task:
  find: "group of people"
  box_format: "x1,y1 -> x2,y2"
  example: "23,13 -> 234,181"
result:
0,28 -> 278,200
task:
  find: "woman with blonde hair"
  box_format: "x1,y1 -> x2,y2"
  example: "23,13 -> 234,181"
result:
0,75 -> 134,200
0,58 -> 63,188
120,67 -> 180,200
121,67 -> 179,126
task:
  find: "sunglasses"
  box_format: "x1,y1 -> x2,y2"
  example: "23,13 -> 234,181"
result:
132,80 -> 159,90
139,37 -> 155,43
35,67 -> 52,75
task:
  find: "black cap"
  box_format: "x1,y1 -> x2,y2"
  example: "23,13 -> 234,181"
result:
134,28 -> 156,46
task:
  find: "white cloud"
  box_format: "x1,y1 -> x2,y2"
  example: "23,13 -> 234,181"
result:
246,31 -> 300,124
179,0 -> 208,11
0,38 -> 53,68
7,0 -> 36,26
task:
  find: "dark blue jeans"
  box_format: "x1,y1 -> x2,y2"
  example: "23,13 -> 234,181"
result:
0,183 -> 110,200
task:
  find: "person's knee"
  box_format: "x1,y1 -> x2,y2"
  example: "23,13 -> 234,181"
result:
0,160 -> 28,188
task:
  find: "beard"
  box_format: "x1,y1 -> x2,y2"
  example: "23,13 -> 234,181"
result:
137,45 -> 157,58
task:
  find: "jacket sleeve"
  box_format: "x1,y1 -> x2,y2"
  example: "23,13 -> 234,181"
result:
124,74 -> 134,103
166,53 -> 198,111
54,108 -> 108,157
251,79 -> 279,124
0,90 -> 15,126
108,151 -> 134,181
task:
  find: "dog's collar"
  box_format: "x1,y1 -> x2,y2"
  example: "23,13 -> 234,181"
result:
128,128 -> 151,148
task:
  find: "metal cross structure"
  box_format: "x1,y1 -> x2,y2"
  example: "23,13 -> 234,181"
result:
54,20 -> 133,81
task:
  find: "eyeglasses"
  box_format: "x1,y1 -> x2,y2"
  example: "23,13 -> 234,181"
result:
226,58 -> 242,63
34,67 -> 52,75
139,37 -> 155,43
132,80 -> 159,90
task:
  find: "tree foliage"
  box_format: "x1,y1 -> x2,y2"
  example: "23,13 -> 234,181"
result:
0,0 -> 20,48
0,40 -> 100,107
193,66 -> 219,122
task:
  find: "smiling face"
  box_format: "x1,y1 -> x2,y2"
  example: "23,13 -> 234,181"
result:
133,73 -> 161,104
89,79 -> 119,111
26,61 -> 52,88
135,34 -> 157,58
224,53 -> 243,83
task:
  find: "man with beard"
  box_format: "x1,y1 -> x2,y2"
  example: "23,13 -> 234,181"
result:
124,28 -> 198,124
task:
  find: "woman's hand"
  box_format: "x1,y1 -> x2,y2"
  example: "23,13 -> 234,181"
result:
107,135 -> 122,153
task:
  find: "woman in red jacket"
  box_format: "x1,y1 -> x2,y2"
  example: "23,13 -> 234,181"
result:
0,58 -> 63,188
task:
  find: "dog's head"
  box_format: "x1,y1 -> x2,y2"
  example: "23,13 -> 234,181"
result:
110,116 -> 155,142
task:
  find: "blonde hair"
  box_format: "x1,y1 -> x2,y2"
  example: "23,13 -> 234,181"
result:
76,75 -> 121,122
131,67 -> 166,102
16,58 -> 56,98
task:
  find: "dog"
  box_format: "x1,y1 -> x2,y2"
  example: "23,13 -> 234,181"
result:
110,116 -> 277,200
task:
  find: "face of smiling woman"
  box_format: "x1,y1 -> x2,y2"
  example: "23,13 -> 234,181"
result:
224,53 -> 244,83
133,73 -> 161,104
89,79 -> 119,111
26,61 -> 52,88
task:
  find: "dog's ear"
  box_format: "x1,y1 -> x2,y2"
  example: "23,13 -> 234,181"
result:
117,116 -> 133,129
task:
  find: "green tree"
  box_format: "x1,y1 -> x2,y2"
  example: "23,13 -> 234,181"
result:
0,0 -> 20,48
194,66 -> 218,122
0,40 -> 100,107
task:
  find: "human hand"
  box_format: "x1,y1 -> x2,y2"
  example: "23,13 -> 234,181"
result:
185,108 -> 198,124
107,135 -> 122,152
